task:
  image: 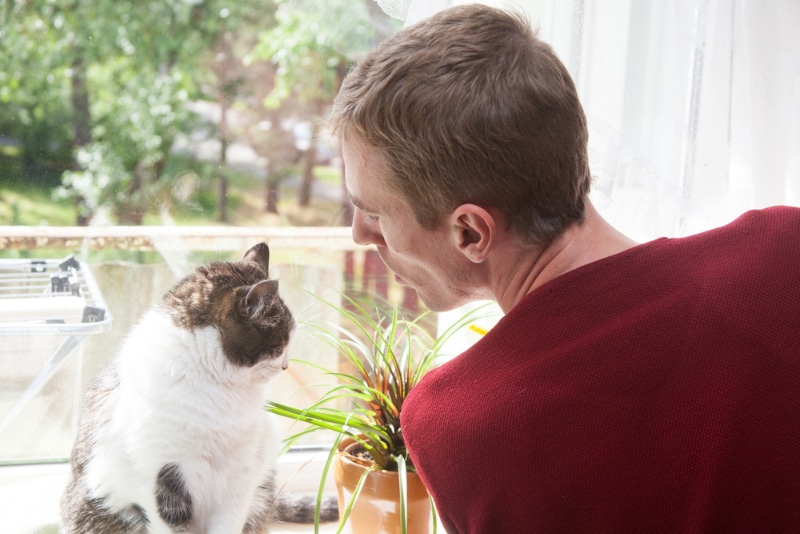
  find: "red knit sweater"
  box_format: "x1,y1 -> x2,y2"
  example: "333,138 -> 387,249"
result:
402,206 -> 800,533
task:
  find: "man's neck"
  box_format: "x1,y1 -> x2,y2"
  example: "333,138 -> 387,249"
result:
492,200 -> 637,314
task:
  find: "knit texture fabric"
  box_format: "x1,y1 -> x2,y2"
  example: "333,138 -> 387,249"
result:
402,206 -> 800,533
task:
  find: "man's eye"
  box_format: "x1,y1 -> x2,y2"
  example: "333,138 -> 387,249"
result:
362,212 -> 379,224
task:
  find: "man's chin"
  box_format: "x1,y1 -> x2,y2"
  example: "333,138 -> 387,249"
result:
390,270 -> 477,312
416,290 -> 478,314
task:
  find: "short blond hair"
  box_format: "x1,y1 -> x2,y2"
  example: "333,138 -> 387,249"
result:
330,4 -> 591,244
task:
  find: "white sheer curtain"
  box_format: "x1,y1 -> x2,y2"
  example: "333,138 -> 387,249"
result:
514,0 -> 800,240
401,0 -> 800,241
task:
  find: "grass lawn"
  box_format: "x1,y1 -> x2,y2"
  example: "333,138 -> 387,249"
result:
0,181 -> 74,226
0,163 -> 346,228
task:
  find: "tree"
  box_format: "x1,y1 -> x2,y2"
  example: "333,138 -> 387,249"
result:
0,0 -> 81,189
236,57 -> 302,215
2,0 -> 278,224
251,0 -> 398,213
192,3 -> 280,223
2,0 -> 396,224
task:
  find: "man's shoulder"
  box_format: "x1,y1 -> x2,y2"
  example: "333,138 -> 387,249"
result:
656,205 -> 800,265
708,205 -> 800,240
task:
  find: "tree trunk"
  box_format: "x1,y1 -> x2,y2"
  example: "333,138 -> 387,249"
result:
218,170 -> 229,222
298,121 -> 319,207
70,54 -> 92,148
217,100 -> 230,222
70,49 -> 93,226
265,161 -> 279,213
118,167 -> 146,225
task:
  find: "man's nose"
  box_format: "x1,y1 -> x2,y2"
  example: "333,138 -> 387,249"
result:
351,208 -> 385,247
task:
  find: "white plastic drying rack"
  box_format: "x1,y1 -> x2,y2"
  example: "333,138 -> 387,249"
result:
0,256 -> 112,436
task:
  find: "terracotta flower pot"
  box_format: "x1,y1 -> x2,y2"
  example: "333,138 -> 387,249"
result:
332,436 -> 431,534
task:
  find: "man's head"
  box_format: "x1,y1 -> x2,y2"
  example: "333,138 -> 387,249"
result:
330,3 -> 591,246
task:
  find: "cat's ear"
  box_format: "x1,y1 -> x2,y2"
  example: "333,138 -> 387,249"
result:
241,279 -> 278,317
243,242 -> 271,276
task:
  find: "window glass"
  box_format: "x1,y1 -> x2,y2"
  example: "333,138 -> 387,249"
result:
2,0 -> 798,488
0,0 -> 416,463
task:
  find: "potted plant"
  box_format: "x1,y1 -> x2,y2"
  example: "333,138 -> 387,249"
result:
267,293 -> 490,534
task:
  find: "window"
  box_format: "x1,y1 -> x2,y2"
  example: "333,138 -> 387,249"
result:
2,1 -> 798,531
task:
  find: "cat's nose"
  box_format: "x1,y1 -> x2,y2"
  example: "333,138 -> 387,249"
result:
281,351 -> 290,370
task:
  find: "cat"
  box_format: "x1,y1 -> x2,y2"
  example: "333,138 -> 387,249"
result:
60,242 -> 338,533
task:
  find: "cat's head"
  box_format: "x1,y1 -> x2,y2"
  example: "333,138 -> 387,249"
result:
162,242 -> 295,369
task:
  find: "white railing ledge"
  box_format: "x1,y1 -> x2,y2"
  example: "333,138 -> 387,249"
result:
0,226 -> 365,252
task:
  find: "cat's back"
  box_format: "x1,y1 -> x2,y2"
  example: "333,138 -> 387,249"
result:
91,303 -> 278,470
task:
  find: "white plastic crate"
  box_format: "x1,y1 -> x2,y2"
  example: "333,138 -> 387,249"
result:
0,257 -> 112,465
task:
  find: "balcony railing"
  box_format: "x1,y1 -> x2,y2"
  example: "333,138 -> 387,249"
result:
0,225 -> 418,462
0,225 -> 358,252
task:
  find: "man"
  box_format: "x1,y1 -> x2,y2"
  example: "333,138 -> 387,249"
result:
329,4 -> 800,533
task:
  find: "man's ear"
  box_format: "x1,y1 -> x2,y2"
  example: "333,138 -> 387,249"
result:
449,204 -> 496,263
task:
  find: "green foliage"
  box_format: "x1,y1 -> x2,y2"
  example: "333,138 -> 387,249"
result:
0,0 -> 396,225
0,0 -> 272,223
57,70 -> 197,222
252,0 -> 384,110
0,2 -> 76,185
0,178 -> 74,226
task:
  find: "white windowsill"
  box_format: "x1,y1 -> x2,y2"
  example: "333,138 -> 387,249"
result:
0,449 -> 341,534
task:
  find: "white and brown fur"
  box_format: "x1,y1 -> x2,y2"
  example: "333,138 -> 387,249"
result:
60,243 -> 336,533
